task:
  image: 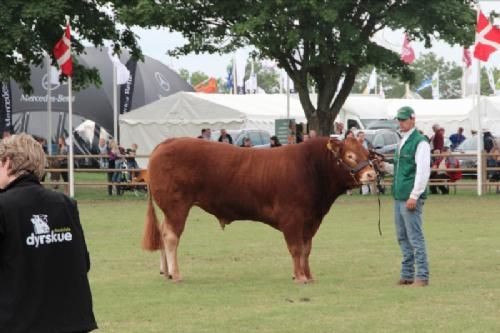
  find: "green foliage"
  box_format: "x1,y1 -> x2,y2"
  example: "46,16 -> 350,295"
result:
190,70 -> 209,87
178,68 -> 190,83
119,0 -> 476,134
77,194 -> 500,332
0,0 -> 142,93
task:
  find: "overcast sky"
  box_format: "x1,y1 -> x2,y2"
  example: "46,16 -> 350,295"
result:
134,2 -> 500,78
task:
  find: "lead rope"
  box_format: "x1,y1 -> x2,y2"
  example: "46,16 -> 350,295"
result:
369,150 -> 385,237
376,171 -> 383,236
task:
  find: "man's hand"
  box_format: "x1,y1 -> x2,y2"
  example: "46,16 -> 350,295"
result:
375,160 -> 385,172
406,198 -> 417,210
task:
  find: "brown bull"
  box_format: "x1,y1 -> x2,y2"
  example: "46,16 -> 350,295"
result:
143,137 -> 376,283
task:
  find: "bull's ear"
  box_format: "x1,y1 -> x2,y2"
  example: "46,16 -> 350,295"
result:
327,138 -> 341,154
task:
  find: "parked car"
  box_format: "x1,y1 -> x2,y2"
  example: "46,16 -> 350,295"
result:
366,119 -> 399,131
211,129 -> 271,148
454,134 -> 499,177
357,129 -> 401,157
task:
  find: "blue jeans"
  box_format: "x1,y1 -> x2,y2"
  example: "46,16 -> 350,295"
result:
394,199 -> 429,281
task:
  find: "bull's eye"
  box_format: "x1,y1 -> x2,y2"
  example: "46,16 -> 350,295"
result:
346,153 -> 356,161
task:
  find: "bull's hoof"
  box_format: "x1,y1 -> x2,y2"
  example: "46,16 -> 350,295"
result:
171,276 -> 183,283
292,276 -> 309,284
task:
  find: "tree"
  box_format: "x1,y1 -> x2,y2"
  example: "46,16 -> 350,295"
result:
178,68 -> 190,83
0,1 -> 142,93
119,1 -> 476,135
190,71 -> 209,87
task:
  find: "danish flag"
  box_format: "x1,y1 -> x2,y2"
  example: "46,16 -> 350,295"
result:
473,10 -> 500,62
53,24 -> 73,76
400,33 -> 415,64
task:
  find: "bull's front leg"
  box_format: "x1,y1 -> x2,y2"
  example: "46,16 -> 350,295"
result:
301,238 -> 314,282
283,230 -> 308,283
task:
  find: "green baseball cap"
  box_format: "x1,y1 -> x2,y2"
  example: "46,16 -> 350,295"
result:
395,106 -> 415,120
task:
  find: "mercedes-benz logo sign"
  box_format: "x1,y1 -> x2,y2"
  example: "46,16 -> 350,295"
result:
155,72 -> 170,92
42,74 -> 60,91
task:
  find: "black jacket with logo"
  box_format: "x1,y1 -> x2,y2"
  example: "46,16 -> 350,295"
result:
0,174 -> 97,333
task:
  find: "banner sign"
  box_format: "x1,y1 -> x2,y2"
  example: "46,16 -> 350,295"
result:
120,59 -> 137,114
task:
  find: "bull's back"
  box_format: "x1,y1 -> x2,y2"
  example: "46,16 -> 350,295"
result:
148,138 -> 316,221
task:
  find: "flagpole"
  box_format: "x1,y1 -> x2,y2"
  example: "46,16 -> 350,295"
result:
232,56 -> 237,94
113,62 -> 118,144
46,54 -> 52,156
68,76 -> 74,197
286,74 -> 290,119
476,58 -> 483,196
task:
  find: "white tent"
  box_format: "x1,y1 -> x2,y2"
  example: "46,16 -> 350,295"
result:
119,92 -> 308,166
384,97 -> 477,137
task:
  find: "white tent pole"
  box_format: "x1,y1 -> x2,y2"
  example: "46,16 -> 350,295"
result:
113,63 -> 118,145
286,75 -> 290,119
68,77 -> 75,197
476,59 -> 483,196
46,54 -> 52,155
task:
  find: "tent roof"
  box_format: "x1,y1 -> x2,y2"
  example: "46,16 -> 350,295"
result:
120,91 -> 246,125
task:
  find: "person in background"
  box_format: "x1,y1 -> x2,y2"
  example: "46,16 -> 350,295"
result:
303,134 -> 310,142
487,147 -> 500,194
241,137 -> 252,147
270,136 -> 282,147
377,106 -> 431,287
449,127 -> 466,150
107,140 -> 119,196
218,129 -> 233,144
430,124 -> 444,152
356,131 -> 369,149
126,143 -> 139,181
334,122 -> 344,135
483,130 -> 496,153
344,130 -> 354,140
430,145 -> 462,194
0,133 -> 97,333
56,136 -> 69,195
202,128 -> 212,140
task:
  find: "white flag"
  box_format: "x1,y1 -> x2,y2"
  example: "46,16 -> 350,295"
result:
431,70 -> 439,99
108,48 -> 130,85
486,67 -> 496,94
364,68 -> 377,94
50,66 -> 60,85
235,49 -> 248,94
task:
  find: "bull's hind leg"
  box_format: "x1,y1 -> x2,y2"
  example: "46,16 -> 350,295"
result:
159,248 -> 168,277
161,207 -> 189,282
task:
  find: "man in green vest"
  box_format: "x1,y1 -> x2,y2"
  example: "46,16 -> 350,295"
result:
379,106 -> 431,287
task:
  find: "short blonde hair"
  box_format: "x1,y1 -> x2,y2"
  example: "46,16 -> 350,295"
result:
0,133 -> 46,180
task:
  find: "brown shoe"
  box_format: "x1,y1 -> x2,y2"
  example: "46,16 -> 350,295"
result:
397,278 -> 414,285
411,279 -> 429,287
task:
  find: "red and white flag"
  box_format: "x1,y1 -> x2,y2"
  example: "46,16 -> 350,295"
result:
473,10 -> 500,62
53,24 -> 73,76
462,47 -> 472,67
400,33 -> 415,64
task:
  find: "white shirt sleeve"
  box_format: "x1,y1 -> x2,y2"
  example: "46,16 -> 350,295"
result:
410,141 -> 431,200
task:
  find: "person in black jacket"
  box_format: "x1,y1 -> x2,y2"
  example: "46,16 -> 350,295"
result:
0,133 -> 97,333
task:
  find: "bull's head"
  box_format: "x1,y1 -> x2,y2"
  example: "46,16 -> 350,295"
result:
327,137 -> 377,185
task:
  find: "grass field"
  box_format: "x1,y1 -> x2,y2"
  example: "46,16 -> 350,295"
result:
73,185 -> 500,333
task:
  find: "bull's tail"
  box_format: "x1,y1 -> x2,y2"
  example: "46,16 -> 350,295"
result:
142,186 -> 163,251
